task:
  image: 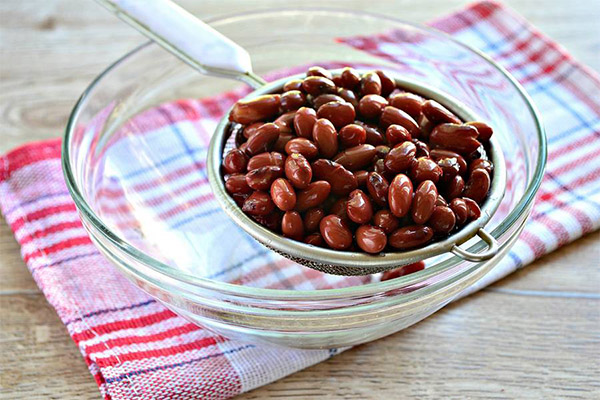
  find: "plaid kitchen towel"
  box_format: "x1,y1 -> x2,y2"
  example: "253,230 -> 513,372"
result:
1,1 -> 599,398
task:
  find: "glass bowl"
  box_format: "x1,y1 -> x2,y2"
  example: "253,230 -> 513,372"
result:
62,9 -> 546,349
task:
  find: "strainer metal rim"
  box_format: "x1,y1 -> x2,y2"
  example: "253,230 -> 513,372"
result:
61,9 -> 546,296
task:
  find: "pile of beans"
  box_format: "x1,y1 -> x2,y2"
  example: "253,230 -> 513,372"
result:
222,66 -> 494,254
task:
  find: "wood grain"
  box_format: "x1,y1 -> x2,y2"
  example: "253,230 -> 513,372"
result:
1,1 -> 599,399
238,232 -> 600,399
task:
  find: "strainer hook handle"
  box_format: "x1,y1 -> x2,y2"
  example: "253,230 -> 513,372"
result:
450,228 -> 499,262
95,0 -> 267,89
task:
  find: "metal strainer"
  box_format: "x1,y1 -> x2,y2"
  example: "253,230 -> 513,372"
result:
207,73 -> 506,276
97,0 -> 505,276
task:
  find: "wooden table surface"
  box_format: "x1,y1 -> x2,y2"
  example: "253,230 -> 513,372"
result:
1,1 -> 599,398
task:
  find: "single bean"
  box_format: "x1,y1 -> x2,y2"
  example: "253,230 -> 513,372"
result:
329,198 -> 349,221
380,261 -> 425,281
273,111 -> 295,133
358,94 -> 388,119
437,157 -> 460,182
337,88 -> 359,108
367,171 -> 390,207
312,119 -> 339,159
466,121 -> 494,142
388,225 -> 433,249
373,209 -> 400,234
418,114 -> 435,139
270,178 -> 297,211
302,76 -> 336,96
280,90 -> 307,111
412,139 -> 430,158
242,191 -> 275,215
421,99 -> 461,124
251,211 -> 282,232
449,198 -> 468,226
347,189 -> 374,224
281,211 -> 304,240
293,107 -> 318,139
463,168 -> 491,203
273,132 -> 294,153
358,122 -> 386,145
373,158 -> 387,176
230,94 -> 281,124
313,94 -> 345,110
304,207 -> 325,233
284,153 -> 312,189
446,174 -> 465,199
386,124 -> 412,147
389,174 -> 413,217
384,141 -> 416,173
430,149 -> 468,175
471,143 -> 489,160
375,145 -> 390,160
332,75 -> 343,87
320,215 -> 353,250
375,70 -> 396,97
340,67 -> 361,89
295,181 -> 331,211
285,138 -> 319,160
436,195 -> 448,207
469,158 -> 494,175
388,92 -> 423,120
234,124 -> 246,148
311,159 -> 358,196
225,173 -> 252,194
243,122 -> 263,139
467,144 -> 488,162
333,144 -> 377,171
283,79 -> 303,92
412,180 -> 438,224
360,71 -> 382,96
223,149 -> 248,174
245,123 -> 280,156
339,124 -> 367,148
231,192 -> 249,207
317,101 -> 356,128
379,106 -> 420,137
354,170 -> 369,187
428,206 -> 456,234
356,225 -> 387,254
410,157 -> 443,184
245,165 -> 283,190
304,232 -> 325,246
463,197 -> 482,219
307,66 -> 333,80
429,123 -> 481,155
247,152 -> 285,171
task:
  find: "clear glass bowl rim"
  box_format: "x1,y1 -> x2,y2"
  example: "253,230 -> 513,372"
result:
62,8 -> 547,299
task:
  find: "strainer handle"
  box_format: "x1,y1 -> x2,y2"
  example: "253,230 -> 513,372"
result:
450,228 -> 499,262
95,0 -> 267,88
